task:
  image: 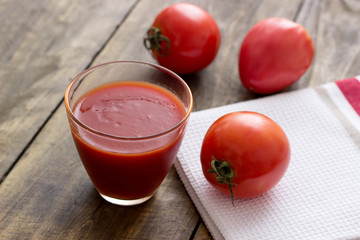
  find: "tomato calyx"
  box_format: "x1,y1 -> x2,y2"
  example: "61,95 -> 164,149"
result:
143,27 -> 171,57
208,157 -> 237,206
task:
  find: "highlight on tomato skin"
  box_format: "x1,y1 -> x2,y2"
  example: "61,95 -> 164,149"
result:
200,111 -> 291,205
143,3 -> 221,75
238,17 -> 315,94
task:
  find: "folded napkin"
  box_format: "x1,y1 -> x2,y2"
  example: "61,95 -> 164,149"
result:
174,76 -> 360,240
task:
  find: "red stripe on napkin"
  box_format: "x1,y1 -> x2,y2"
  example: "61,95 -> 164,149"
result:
336,78 -> 360,117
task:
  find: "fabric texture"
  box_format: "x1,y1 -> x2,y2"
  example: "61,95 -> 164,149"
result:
174,77 -> 360,240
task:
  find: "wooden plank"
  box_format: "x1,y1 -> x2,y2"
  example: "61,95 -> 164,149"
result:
303,0 -> 360,86
279,0 -> 360,90
0,0 -> 138,178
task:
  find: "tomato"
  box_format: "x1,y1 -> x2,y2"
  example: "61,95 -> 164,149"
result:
200,111 -> 290,205
239,18 -> 314,94
144,3 -> 221,75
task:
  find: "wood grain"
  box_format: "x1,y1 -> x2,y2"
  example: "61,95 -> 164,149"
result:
287,0 -> 360,90
0,0 -> 138,178
1,0 -> 360,239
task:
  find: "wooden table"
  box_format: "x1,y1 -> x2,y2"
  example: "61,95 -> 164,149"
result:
1,0 -> 359,239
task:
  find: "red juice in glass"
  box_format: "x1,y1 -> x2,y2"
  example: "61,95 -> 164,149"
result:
65,61 -> 192,206
73,82 -> 185,200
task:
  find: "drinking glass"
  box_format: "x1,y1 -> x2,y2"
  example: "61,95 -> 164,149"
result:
64,61 -> 193,206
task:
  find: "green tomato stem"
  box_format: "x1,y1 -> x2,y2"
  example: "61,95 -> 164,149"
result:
208,157 -> 237,207
143,27 -> 171,57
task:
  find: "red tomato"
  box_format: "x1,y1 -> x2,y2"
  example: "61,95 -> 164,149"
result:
144,3 -> 221,75
200,111 -> 290,205
239,18 -> 314,94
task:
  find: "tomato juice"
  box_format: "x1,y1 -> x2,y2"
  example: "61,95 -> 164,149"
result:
70,81 -> 187,201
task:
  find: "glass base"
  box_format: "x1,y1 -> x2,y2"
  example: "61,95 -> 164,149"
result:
100,193 -> 153,206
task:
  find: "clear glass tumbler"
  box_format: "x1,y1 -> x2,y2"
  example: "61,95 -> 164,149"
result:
64,61 -> 193,206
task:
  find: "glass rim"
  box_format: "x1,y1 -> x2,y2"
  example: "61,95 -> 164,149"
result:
64,60 -> 193,141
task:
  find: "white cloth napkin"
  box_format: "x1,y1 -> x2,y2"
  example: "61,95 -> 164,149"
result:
174,76 -> 360,240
